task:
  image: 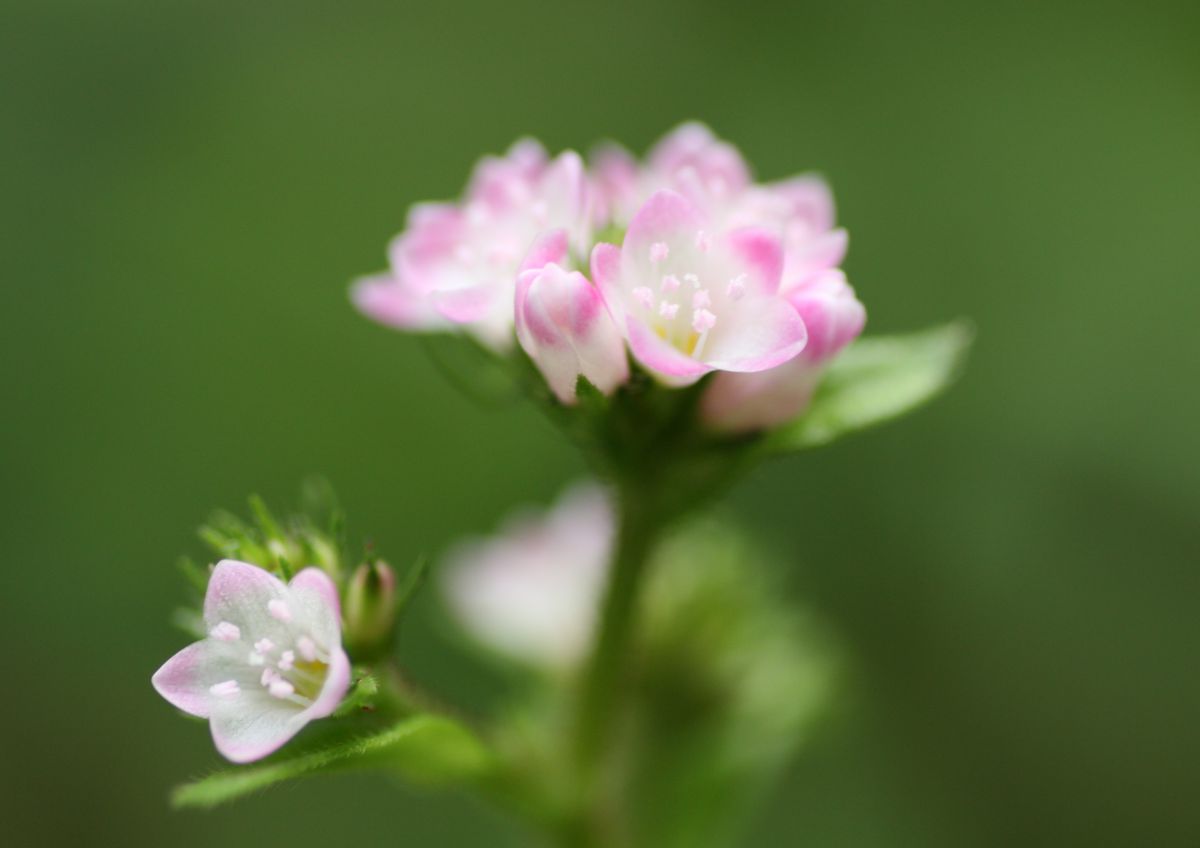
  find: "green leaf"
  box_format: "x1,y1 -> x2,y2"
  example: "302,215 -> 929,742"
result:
171,714 -> 493,809
768,320 -> 973,452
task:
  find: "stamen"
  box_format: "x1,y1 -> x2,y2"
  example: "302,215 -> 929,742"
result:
268,678 -> 295,699
659,301 -> 679,320
254,638 -> 275,654
726,274 -> 746,300
633,287 -> 655,309
695,230 -> 711,252
684,273 -> 700,288
209,680 -> 240,698
692,289 -> 711,309
278,650 -> 295,671
210,622 -> 240,642
661,274 -> 680,293
297,636 -> 318,662
247,652 -> 265,666
267,600 -> 292,622
649,242 -> 669,263
692,309 -> 717,334
261,668 -> 279,687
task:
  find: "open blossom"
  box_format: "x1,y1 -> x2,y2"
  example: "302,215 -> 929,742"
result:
443,484 -> 613,668
515,230 -> 628,403
702,269 -> 866,431
152,560 -> 350,763
352,139 -> 591,350
591,189 -> 807,384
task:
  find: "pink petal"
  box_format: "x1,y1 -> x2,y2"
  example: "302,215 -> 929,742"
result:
701,296 -> 808,372
590,242 -> 625,320
726,227 -> 784,294
307,646 -> 352,718
701,359 -> 825,432
626,315 -> 711,382
210,702 -> 305,764
787,270 -> 866,362
623,190 -> 704,261
151,642 -> 215,718
519,229 -> 569,273
350,273 -> 444,330
289,567 -> 342,622
769,175 -> 836,233
648,122 -> 751,196
782,228 -> 848,288
203,560 -> 287,630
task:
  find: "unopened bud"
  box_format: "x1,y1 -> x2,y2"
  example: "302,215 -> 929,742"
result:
344,561 -> 397,659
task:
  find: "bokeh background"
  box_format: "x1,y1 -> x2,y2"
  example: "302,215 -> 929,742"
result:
3,0 -> 1198,845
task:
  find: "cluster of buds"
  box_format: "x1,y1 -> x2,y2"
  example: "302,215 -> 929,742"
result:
353,123 -> 865,431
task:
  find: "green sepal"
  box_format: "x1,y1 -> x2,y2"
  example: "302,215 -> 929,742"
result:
767,320 -> 973,452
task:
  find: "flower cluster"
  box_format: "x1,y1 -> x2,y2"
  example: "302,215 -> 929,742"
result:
353,124 -> 864,429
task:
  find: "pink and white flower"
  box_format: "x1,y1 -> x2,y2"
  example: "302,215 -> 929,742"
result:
353,139 -> 591,350
702,269 -> 866,432
591,189 -> 808,384
515,231 -> 628,403
443,483 -> 613,669
591,123 -> 847,291
152,560 -> 351,763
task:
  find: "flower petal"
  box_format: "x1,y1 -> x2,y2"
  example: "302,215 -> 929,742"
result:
701,296 -> 808,372
519,229 -> 569,274
590,242 -> 625,320
350,273 -> 445,330
626,314 -> 711,383
769,174 -> 836,233
288,567 -> 342,642
151,642 -> 216,718
726,227 -> 784,294
306,646 -> 352,718
701,358 -> 825,432
623,190 -> 704,262
210,697 -> 305,763
783,228 -> 848,287
203,560 -> 287,631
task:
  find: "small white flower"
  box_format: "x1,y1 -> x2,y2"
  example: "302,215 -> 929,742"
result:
152,560 -> 350,763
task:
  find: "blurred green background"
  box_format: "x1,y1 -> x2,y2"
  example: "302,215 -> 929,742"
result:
3,0 -> 1198,845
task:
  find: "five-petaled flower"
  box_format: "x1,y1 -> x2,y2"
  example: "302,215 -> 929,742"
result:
152,560 -> 351,763
591,189 -> 808,384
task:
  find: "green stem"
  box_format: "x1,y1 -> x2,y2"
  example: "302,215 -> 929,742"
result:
564,482 -> 662,847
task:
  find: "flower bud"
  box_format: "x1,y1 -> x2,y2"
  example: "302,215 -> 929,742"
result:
515,243 -> 628,404
701,270 -> 865,432
343,560 -> 398,659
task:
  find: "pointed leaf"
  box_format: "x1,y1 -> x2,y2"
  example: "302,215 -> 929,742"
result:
171,714 -> 493,809
768,320 -> 972,452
